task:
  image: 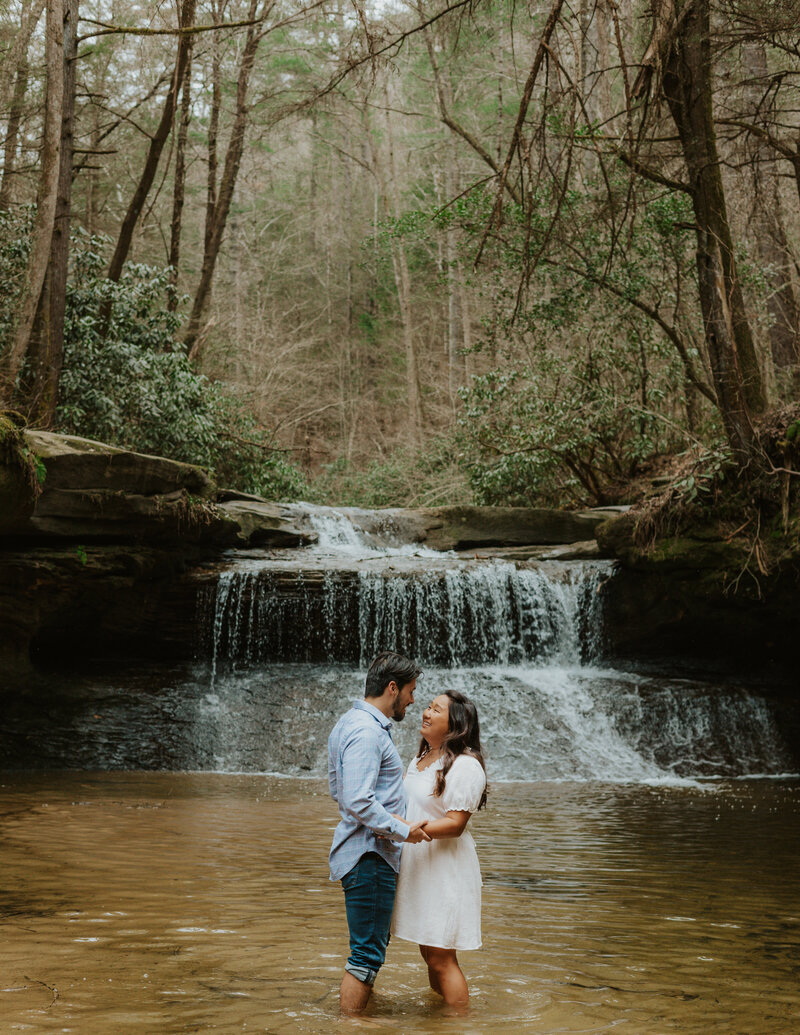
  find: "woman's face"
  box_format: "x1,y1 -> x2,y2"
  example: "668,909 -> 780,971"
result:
421,694 -> 450,747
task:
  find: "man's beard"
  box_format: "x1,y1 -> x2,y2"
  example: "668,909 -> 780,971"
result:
391,705 -> 406,721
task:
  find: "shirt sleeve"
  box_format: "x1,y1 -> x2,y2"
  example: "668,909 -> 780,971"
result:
441,755 -> 486,813
327,737 -> 338,801
339,726 -> 411,841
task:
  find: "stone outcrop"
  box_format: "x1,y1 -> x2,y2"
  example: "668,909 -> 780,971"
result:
216,500 -> 317,547
597,512 -> 800,670
1,431 -> 314,547
24,429 -> 215,496
333,504 -> 617,551
0,429 -> 321,682
5,430 -> 234,543
0,544 -> 207,685
419,505 -> 610,550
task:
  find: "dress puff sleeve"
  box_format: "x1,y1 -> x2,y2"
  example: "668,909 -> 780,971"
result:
441,754 -> 486,813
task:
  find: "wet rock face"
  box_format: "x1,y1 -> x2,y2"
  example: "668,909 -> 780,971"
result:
597,514 -> 800,671
0,544 -> 207,686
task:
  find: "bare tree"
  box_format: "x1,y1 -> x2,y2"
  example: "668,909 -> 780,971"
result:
168,32 -> 194,309
26,0 -> 79,423
0,0 -> 47,209
361,90 -> 424,444
640,0 -> 765,458
105,0 -> 197,284
739,38 -> 799,374
185,0 -> 274,356
0,0 -> 64,405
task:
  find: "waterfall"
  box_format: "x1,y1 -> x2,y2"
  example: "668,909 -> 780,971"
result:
356,561 -> 607,667
194,506 -> 796,783
307,508 -> 368,551
203,559 -> 610,670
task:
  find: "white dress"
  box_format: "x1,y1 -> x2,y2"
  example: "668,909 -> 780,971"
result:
391,753 -> 486,950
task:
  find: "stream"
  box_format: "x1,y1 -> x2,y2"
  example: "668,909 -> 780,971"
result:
1,505 -> 798,1031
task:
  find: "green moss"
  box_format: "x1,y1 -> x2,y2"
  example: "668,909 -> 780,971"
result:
0,411 -> 44,498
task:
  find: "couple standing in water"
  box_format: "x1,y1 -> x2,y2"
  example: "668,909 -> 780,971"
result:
328,650 -> 487,1016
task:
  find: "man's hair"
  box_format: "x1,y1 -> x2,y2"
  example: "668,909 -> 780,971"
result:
364,650 -> 422,698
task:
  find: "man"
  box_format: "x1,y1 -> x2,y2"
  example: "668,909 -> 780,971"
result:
328,650 -> 430,1016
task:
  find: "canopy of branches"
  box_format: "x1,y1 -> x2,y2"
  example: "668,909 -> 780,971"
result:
1,0 -> 798,506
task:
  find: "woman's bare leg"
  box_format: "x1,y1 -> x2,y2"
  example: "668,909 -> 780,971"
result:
419,945 -> 442,994
418,945 -> 468,1011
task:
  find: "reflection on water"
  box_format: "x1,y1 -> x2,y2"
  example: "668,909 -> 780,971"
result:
1,773 -> 798,1033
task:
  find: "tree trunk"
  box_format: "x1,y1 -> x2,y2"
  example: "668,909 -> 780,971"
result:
0,0 -> 63,405
741,39 -> 800,376
0,0 -> 47,209
27,0 -> 78,424
204,0 -> 225,255
660,0 -> 764,459
0,58 -> 31,211
106,0 -> 196,283
84,89 -> 101,232
168,36 -> 193,310
362,93 -> 423,445
185,0 -> 262,357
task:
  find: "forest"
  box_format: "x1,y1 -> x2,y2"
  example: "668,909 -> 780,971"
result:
1,0 -> 799,511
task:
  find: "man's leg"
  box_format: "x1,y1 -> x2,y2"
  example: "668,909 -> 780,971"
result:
339,971 -> 372,1015
340,853 -> 397,1016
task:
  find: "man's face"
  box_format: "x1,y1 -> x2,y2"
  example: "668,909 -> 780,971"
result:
391,678 -> 416,721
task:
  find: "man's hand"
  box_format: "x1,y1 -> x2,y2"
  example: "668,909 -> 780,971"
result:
405,820 -> 431,844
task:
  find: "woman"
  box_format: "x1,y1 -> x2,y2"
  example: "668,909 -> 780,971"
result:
391,689 -> 488,1011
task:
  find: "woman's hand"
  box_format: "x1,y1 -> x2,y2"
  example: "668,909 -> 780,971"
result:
405,820 -> 431,844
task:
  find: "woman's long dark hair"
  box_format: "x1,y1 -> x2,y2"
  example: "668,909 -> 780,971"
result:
418,689 -> 488,810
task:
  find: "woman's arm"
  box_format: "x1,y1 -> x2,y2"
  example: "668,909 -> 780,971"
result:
418,810 -> 471,839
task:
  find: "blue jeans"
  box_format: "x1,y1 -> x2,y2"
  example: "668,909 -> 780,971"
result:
341,851 -> 397,985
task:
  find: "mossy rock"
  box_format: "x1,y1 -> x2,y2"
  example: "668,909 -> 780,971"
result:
0,412 -> 42,533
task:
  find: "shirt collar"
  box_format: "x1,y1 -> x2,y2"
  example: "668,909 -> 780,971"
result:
354,698 -> 393,731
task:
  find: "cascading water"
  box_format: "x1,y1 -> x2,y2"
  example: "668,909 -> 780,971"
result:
204,558 -> 608,672
193,507 -> 797,783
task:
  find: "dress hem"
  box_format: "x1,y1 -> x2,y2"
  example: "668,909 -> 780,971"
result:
391,930 -> 482,951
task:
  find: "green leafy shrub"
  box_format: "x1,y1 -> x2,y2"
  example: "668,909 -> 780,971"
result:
0,214 -> 305,499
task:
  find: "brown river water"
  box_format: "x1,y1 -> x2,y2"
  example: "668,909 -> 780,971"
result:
2,772 -> 798,1034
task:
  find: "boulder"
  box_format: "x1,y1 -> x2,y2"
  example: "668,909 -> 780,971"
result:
415,505 -> 609,551
217,500 -> 318,547
2,430 -> 234,543
24,487 -> 240,543
23,430 -> 214,496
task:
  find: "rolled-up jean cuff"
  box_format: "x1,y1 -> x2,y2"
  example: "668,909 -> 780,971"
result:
344,961 -> 378,986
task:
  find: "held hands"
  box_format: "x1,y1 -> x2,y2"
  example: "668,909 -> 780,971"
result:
378,815 -> 431,842
405,820 -> 431,844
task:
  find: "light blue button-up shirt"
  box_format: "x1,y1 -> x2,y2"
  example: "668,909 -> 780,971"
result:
328,699 -> 411,881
